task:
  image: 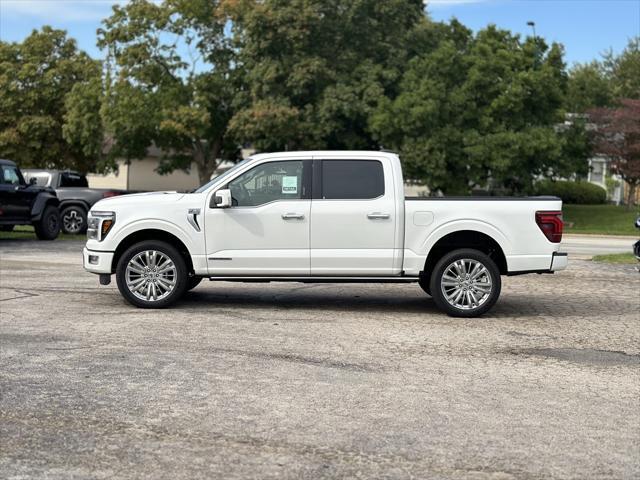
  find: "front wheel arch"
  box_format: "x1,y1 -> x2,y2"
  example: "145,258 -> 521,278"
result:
111,229 -> 194,276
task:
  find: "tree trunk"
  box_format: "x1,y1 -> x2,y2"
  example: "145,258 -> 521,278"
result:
193,140 -> 221,186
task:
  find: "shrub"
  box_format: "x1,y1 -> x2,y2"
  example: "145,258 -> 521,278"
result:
535,180 -> 607,204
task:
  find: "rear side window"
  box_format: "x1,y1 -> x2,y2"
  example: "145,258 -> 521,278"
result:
23,172 -> 51,187
321,160 -> 384,200
60,172 -> 88,188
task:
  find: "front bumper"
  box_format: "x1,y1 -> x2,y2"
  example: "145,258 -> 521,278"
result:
550,252 -> 568,271
83,247 -> 114,274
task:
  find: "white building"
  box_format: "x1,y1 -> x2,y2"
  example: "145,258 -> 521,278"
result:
586,155 -> 623,205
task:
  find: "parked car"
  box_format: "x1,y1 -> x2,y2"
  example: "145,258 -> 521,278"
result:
83,151 -> 567,317
22,169 -> 125,234
0,159 -> 61,240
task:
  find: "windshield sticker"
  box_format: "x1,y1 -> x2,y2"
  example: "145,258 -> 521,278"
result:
282,176 -> 298,194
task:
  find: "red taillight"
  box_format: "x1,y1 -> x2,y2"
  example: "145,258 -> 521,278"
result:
102,191 -> 121,198
536,211 -> 563,243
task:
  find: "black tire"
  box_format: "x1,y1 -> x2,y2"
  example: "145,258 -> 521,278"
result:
0,225 -> 14,232
34,206 -> 61,240
116,240 -> 188,308
186,276 -> 203,291
429,248 -> 501,318
61,205 -> 88,234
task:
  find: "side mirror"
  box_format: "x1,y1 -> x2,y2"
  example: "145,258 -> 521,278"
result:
29,177 -> 37,186
212,189 -> 232,208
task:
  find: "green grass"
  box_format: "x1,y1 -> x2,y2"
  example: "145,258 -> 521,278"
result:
0,225 -> 81,241
562,204 -> 639,236
592,253 -> 637,264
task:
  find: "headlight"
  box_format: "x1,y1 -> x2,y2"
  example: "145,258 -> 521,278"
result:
87,211 -> 116,241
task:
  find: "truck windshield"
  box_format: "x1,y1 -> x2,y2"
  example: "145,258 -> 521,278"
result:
194,158 -> 251,193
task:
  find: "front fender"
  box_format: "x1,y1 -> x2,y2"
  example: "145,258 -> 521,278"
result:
92,218 -> 200,255
30,193 -> 60,221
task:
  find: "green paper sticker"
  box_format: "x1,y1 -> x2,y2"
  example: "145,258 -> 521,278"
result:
282,176 -> 298,194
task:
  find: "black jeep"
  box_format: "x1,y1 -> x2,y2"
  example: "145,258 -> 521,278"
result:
0,159 -> 61,240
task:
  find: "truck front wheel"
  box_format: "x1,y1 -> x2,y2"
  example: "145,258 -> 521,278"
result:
116,240 -> 189,308
34,206 -> 61,240
429,248 -> 501,318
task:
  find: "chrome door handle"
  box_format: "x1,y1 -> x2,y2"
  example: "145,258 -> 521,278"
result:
281,213 -> 305,220
367,212 -> 390,220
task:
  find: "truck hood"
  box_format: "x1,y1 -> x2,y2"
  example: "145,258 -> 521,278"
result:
90,191 -> 186,211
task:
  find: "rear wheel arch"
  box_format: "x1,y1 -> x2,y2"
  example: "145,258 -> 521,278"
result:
419,230 -> 507,288
111,229 -> 194,275
60,200 -> 89,212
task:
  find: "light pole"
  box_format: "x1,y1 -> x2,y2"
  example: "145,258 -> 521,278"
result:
527,21 -> 538,65
526,21 -> 536,41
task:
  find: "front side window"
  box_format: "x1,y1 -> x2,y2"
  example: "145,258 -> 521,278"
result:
321,160 -> 384,199
228,160 -> 306,207
1,166 -> 23,186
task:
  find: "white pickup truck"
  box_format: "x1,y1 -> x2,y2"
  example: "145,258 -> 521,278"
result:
83,151 -> 567,317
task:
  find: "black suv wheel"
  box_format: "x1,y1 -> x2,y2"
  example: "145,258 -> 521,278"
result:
61,205 -> 87,234
429,248 -> 501,318
34,206 -> 61,240
116,240 -> 189,308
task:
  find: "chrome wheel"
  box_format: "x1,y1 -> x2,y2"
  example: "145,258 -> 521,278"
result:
62,209 -> 83,233
440,258 -> 493,310
125,250 -> 177,302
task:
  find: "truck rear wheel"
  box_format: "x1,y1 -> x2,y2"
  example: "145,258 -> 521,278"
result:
116,240 -> 188,308
61,205 -> 87,234
34,206 -> 61,240
429,248 -> 501,318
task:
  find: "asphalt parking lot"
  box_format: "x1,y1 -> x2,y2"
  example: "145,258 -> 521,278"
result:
1,239 -> 639,480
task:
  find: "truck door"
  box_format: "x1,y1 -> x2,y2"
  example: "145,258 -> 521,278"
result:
0,165 -> 31,221
205,158 -> 312,276
310,158 -> 397,275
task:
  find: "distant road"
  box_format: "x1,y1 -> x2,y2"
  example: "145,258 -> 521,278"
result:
562,234 -> 635,258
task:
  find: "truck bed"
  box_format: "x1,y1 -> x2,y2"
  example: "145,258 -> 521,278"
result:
403,196 -> 563,275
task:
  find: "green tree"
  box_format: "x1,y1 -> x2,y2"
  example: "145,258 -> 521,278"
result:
606,37 -> 640,100
98,0 -> 240,184
372,23 -> 570,194
0,27 -> 102,172
225,0 -> 425,152
565,62 -> 612,112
